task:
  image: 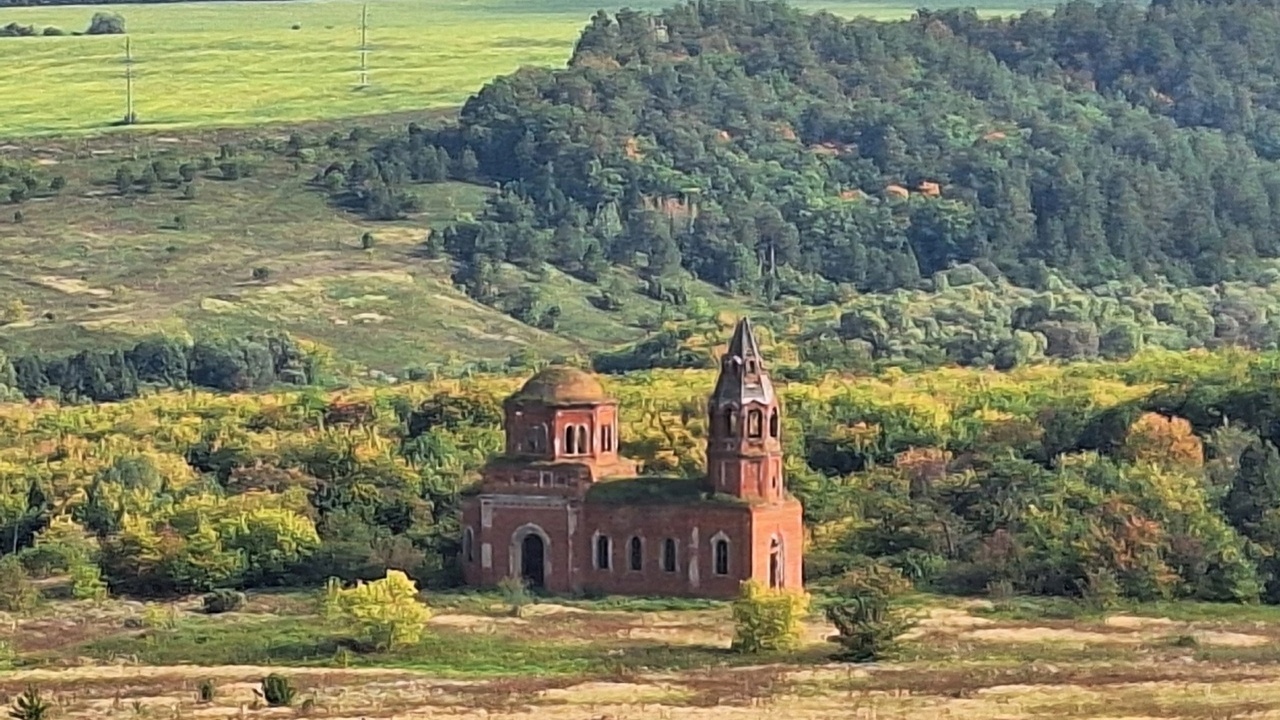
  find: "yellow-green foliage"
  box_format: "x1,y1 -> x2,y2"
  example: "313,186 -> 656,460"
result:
322,570 -> 431,650
731,579 -> 810,653
69,560 -> 108,601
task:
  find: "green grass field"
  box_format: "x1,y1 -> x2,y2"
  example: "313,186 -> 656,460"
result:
0,0 -> 1048,137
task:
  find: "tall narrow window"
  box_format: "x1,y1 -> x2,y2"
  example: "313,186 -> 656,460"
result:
564,425 -> 576,455
463,527 -> 475,563
769,409 -> 779,438
769,538 -> 783,588
602,425 -> 613,452
724,408 -> 738,437
662,538 -> 678,572
747,409 -> 763,438
596,534 -> 611,570
629,537 -> 643,571
577,425 -> 590,455
714,538 -> 729,575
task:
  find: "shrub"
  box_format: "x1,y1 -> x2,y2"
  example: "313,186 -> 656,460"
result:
497,576 -> 531,617
70,561 -> 108,601
360,232 -> 374,250
0,555 -> 39,613
201,589 -> 246,614
730,579 -> 810,653
322,571 -> 431,650
197,679 -> 216,703
41,26 -> 65,36
86,12 -> 125,35
258,674 -> 296,707
825,593 -> 915,663
252,267 -> 270,281
8,686 -> 50,720
836,560 -> 913,598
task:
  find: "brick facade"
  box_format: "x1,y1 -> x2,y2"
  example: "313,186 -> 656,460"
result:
460,319 -> 804,599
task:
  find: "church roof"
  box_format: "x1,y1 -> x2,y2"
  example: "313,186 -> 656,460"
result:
711,317 -> 775,406
509,366 -> 611,406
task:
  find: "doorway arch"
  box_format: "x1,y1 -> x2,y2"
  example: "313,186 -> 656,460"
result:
510,523 -> 551,590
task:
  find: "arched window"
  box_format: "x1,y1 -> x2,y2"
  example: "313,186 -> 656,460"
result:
724,408 -> 737,437
564,425 -> 576,455
713,538 -> 729,576
463,527 -> 475,563
769,538 -> 783,588
769,409 -> 779,438
577,425 -> 590,455
595,534 -> 611,570
662,538 -> 678,572
747,409 -> 763,438
629,537 -> 643,571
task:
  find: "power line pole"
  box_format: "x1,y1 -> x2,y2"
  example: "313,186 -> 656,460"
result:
124,35 -> 135,124
358,4 -> 369,89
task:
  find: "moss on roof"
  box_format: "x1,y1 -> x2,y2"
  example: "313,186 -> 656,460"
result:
509,366 -> 610,405
585,476 -> 746,506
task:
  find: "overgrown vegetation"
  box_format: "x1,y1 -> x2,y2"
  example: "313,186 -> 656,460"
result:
321,571 -> 432,650
731,580 -> 810,653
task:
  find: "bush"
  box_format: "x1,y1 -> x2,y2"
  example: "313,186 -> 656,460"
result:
252,267 -> 270,281
730,579 -> 810,653
201,589 -> 246,614
497,575 -> 532,617
836,560 -> 913,598
322,570 -> 431,650
825,593 -> 915,663
258,674 -> 296,707
86,12 -> 125,35
0,555 -> 39,613
70,561 -> 108,601
41,26 -> 65,36
8,686 -> 50,720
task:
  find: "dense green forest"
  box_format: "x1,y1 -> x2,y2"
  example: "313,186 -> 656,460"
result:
344,0 -> 1280,304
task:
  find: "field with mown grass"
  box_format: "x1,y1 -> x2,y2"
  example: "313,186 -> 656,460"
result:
0,0 -> 1049,138
10,588 -> 1280,719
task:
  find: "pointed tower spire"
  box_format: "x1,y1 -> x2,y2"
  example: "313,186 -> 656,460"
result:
706,317 -> 785,502
712,317 -> 774,407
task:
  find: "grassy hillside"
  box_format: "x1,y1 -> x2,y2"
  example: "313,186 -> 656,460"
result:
0,125 -> 762,371
0,0 -> 1049,137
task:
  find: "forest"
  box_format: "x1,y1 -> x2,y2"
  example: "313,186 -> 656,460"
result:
2,341 -> 1280,608
340,0 -> 1280,302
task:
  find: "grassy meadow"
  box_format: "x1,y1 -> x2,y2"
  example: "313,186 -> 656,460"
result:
0,129 -> 762,370
0,0 -> 1049,137
10,588 -> 1280,719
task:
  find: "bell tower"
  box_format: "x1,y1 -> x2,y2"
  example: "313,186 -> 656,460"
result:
706,318 -> 785,502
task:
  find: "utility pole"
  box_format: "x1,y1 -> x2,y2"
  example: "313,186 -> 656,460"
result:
358,4 -> 369,89
124,36 -> 135,124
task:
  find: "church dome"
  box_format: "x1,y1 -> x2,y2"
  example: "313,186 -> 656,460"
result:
510,366 -> 610,405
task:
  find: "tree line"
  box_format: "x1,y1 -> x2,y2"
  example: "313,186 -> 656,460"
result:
4,349 -> 1280,606
0,331 -> 312,403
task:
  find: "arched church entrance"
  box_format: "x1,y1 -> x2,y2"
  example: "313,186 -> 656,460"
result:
520,533 -> 546,589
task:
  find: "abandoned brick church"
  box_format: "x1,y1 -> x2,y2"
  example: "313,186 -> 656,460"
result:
459,318 -> 804,598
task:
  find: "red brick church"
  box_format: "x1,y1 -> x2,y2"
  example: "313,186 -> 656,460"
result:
459,318 -> 804,598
